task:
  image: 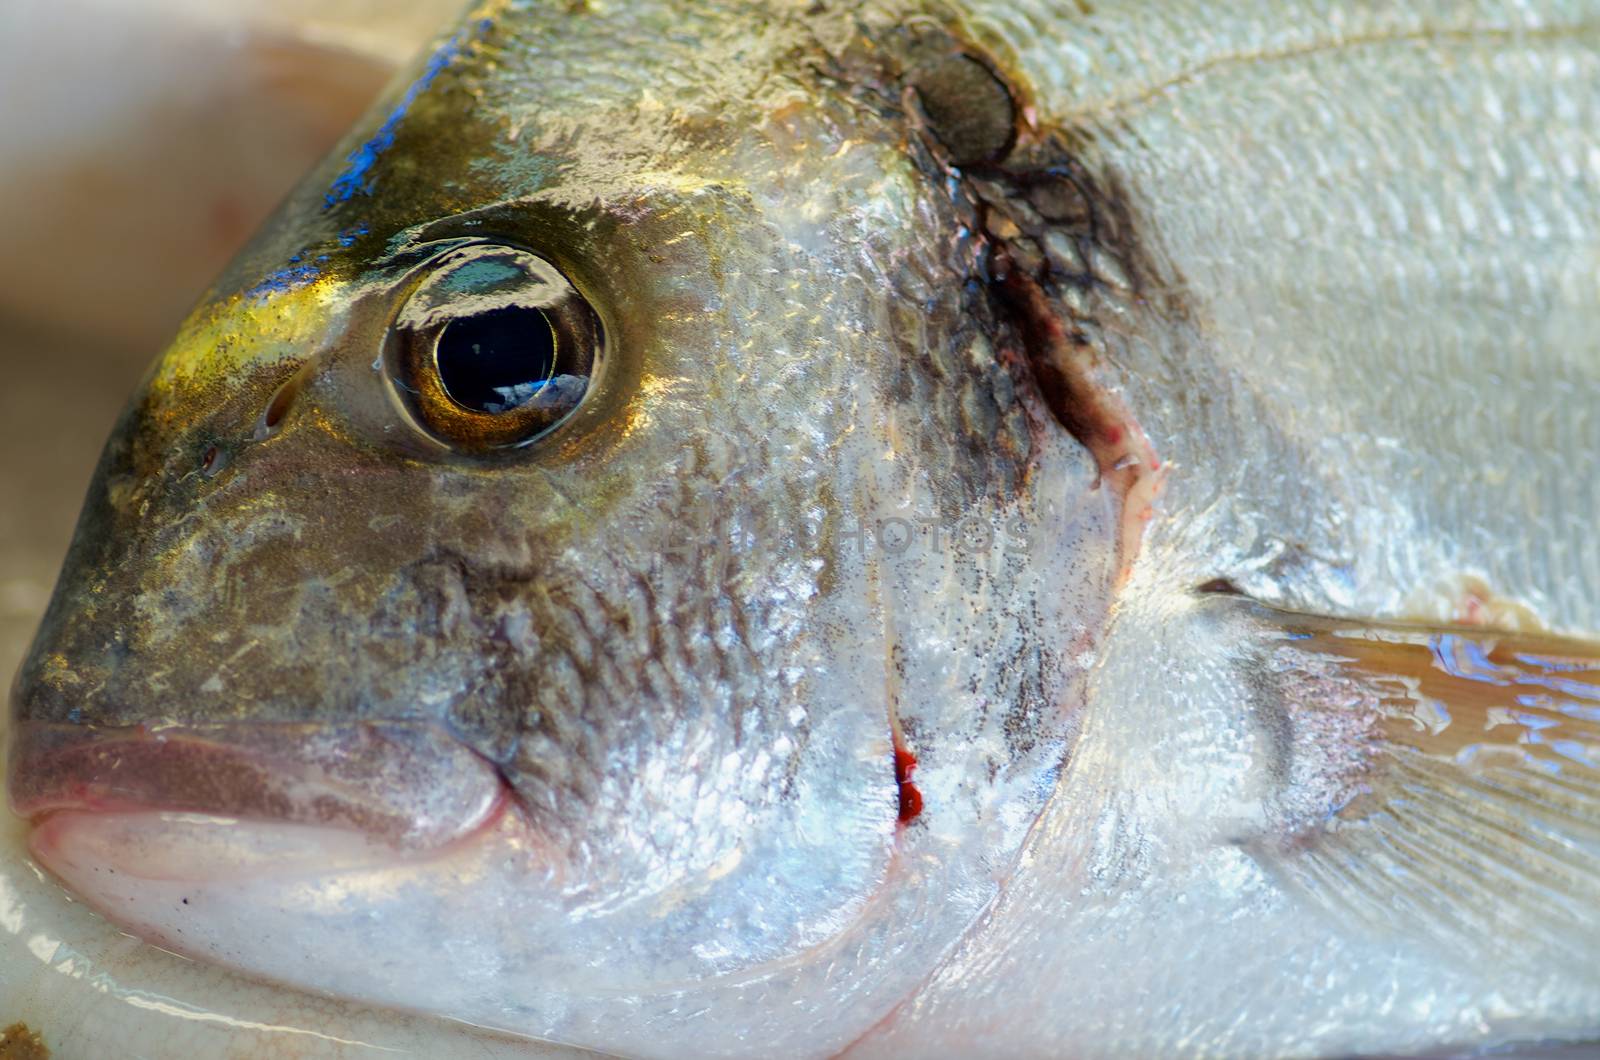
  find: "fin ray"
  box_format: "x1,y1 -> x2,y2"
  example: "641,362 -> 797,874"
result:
1223,595 -> 1600,968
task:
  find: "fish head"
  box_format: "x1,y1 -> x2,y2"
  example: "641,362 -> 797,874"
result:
7,2 -> 1118,1050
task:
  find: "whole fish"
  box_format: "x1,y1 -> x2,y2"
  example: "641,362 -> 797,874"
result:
6,1 -> 1600,1058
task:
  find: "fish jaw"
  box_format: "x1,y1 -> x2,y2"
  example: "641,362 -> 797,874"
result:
6,719 -> 557,1032
5,715 -> 888,1055
11,732 -> 902,1059
16,798 -> 560,1042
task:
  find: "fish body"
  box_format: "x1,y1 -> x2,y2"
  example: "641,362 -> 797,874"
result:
6,1 -> 1600,1058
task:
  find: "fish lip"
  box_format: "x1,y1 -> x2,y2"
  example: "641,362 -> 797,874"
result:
25,796 -> 515,887
6,718 -> 510,855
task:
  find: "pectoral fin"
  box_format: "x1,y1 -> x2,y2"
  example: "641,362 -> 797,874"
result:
1223,594 -> 1600,968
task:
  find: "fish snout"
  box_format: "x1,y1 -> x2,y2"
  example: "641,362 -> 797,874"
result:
6,716 -> 509,884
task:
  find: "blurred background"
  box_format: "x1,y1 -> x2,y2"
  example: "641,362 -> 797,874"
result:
0,0 -> 463,684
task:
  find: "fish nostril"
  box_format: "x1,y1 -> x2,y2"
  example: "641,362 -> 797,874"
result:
256,373 -> 303,439
199,444 -> 227,478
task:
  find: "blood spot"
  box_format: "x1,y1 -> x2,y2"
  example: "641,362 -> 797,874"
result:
894,746 -> 923,823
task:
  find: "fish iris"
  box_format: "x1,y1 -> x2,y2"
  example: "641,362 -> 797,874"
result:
384,242 -> 604,451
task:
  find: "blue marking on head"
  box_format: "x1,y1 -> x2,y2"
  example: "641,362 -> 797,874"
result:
246,263 -> 322,301
324,33 -> 468,208
338,222 -> 372,247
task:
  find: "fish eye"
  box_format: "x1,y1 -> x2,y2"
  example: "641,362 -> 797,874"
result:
386,243 -> 602,450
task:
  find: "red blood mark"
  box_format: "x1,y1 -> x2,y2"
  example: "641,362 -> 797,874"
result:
894,746 -> 923,823
1103,424 -> 1123,445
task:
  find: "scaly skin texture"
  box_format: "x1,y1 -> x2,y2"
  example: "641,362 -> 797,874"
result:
10,1 -> 1122,1056
853,2 -> 1600,1057
9,0 -> 1600,1057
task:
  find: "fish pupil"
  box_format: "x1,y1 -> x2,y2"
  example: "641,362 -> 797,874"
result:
435,306 -> 558,415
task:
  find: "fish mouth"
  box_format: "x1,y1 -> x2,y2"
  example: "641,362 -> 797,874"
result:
7,718 -> 509,883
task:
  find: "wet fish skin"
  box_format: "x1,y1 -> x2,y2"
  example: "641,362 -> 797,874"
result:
855,3 -> 1600,1057
11,1 -> 1118,1055
9,0 -> 1600,1057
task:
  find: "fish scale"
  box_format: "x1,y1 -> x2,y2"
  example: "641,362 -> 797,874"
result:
4,0 -> 1600,1057
1011,3 -> 1600,631
851,6 -> 1600,1053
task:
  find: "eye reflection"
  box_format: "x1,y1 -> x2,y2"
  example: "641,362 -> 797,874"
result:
436,306 -> 559,415
386,243 -> 603,452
